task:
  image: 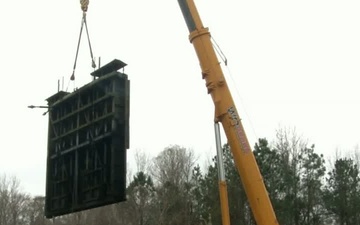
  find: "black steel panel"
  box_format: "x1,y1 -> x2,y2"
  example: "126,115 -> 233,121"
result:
45,63 -> 129,218
91,59 -> 127,78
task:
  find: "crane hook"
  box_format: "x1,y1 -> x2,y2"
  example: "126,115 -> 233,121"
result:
80,0 -> 89,12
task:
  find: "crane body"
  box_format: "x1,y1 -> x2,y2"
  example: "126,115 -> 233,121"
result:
177,1 -> 279,224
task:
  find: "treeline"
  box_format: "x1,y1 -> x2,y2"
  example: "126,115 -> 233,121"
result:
1,128 -> 359,225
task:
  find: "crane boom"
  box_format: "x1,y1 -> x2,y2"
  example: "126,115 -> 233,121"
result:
177,1 -> 279,224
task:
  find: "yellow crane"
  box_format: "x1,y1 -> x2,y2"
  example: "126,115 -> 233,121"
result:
176,1 -> 279,224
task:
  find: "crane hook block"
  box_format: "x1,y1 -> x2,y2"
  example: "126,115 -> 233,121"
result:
80,0 -> 89,12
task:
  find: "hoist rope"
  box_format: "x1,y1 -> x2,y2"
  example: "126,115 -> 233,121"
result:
69,0 -> 96,83
211,36 -> 227,66
210,36 -> 259,141
70,15 -> 85,81
84,15 -> 96,69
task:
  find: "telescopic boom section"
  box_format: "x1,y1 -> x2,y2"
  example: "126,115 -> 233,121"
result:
177,1 -> 279,225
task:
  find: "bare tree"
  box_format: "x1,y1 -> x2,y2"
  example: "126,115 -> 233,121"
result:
110,202 -> 136,225
151,145 -> 197,225
273,126 -> 306,225
151,145 -> 196,187
134,149 -> 151,174
26,196 -> 54,225
273,126 -> 327,225
0,174 -> 30,225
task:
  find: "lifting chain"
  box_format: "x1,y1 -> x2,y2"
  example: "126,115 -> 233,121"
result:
70,0 -> 96,81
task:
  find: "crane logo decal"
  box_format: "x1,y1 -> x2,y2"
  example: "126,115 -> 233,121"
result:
227,106 -> 251,153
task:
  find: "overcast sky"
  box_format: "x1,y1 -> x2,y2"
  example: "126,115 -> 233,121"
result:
0,0 -> 359,196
